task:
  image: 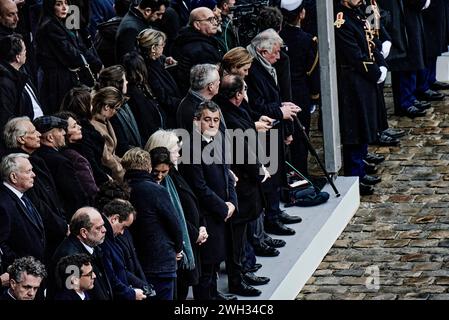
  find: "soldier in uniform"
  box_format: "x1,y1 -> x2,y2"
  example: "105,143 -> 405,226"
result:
279,0 -> 320,176
334,0 -> 385,195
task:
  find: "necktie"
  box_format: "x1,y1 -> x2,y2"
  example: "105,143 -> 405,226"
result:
21,194 -> 43,228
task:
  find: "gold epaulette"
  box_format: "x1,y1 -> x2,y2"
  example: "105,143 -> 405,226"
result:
334,12 -> 345,28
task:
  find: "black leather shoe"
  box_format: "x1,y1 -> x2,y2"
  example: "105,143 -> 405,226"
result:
278,211 -> 302,224
264,221 -> 296,236
413,100 -> 431,110
431,81 -> 449,91
243,272 -> 270,286
264,237 -> 286,248
396,105 -> 427,118
416,89 -> 444,101
376,133 -> 400,146
229,282 -> 261,297
362,160 -> 377,174
215,291 -> 238,300
365,153 -> 385,164
246,263 -> 262,273
360,174 -> 381,185
254,244 -> 280,257
382,127 -> 407,138
359,183 -> 374,196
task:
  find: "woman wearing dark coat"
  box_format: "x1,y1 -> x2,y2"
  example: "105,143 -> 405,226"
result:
54,111 -> 99,201
95,65 -> 142,157
145,129 -> 207,300
60,86 -> 112,186
137,28 -> 183,129
122,52 -> 166,144
36,0 -> 100,114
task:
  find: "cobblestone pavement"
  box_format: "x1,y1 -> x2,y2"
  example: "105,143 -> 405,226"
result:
298,87 -> 449,300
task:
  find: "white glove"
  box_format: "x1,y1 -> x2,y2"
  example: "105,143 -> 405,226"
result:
377,66 -> 388,84
381,41 -> 392,59
422,0 -> 431,10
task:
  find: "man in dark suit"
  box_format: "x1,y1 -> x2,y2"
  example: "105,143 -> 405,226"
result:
115,0 -> 169,62
0,153 -> 46,268
0,256 -> 46,300
246,28 -> 301,236
100,199 -> 148,297
54,253 -> 95,300
122,147 -> 183,300
3,116 -> 68,261
33,115 -> 89,220
51,206 -> 113,300
179,101 -> 238,300
172,6 -> 223,94
177,63 -> 221,132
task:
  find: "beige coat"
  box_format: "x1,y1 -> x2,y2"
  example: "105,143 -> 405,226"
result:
91,117 -> 124,182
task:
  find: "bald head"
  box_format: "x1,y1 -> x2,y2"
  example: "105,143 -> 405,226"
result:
0,0 -> 18,29
70,207 -> 106,247
189,7 -> 219,36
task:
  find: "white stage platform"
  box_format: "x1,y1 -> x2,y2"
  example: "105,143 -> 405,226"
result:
216,176 -> 360,300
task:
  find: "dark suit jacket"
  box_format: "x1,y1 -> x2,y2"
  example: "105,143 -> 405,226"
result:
54,289 -> 88,300
125,170 -> 183,276
179,137 -> 238,264
176,90 -> 204,132
4,148 -> 67,262
216,97 -> 265,224
100,215 -> 146,298
34,145 -> 89,220
51,235 -> 113,300
0,184 -> 46,267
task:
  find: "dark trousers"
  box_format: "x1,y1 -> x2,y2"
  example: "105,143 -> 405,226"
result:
392,71 -> 417,112
343,144 -> 368,178
226,223 -> 247,288
146,276 -> 175,300
262,182 -> 281,223
194,263 -> 220,300
417,60 -> 437,94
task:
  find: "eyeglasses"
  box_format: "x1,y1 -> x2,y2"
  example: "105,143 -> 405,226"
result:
195,16 -> 219,24
80,270 -> 95,279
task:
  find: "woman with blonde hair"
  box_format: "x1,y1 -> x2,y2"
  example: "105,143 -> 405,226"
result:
137,28 -> 182,128
146,130 -> 208,300
221,46 -> 254,78
90,86 -> 128,182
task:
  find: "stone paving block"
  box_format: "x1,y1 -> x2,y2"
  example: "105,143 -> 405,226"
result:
303,293 -> 333,300
397,230 -> 427,239
365,293 -> 398,300
411,262 -> 443,271
401,293 -> 430,300
409,239 -> 440,247
400,253 -> 431,262
403,277 -> 435,287
428,230 -> 449,239
383,239 -> 411,248
409,216 -> 437,224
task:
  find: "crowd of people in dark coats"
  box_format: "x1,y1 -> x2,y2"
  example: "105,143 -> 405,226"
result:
0,0 -> 448,301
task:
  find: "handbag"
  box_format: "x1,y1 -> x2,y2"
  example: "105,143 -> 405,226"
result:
72,53 -> 97,87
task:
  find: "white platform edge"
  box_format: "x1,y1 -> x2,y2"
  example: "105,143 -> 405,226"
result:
269,179 -> 360,300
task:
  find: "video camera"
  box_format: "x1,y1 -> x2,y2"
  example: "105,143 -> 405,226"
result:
230,0 -> 270,47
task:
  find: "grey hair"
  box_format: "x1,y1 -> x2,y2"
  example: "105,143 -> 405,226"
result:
190,63 -> 219,91
3,116 -> 31,149
251,28 -> 284,53
0,153 -> 30,182
7,256 -> 47,282
145,129 -> 179,153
